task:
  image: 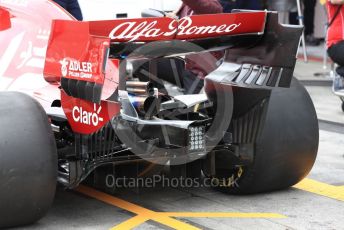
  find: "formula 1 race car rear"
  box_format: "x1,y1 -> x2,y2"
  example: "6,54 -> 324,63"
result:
42,11 -> 318,193
0,7 -> 319,228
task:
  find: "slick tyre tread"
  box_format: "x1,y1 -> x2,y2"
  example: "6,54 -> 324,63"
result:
0,92 -> 57,228
216,78 -> 319,194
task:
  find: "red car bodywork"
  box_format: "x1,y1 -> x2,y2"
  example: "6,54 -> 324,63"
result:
0,1 -> 72,108
1,0 -> 267,135
0,0 -> 119,108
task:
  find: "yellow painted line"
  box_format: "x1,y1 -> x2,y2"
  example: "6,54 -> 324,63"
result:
152,216 -> 200,230
76,185 -> 153,214
76,185 -> 285,230
110,215 -> 149,230
164,212 -> 286,218
112,214 -> 200,230
294,178 -> 344,202
76,185 -> 201,230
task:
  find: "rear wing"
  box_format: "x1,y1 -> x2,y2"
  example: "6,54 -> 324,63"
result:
88,12 -> 267,42
43,12 -> 268,101
43,11 -> 302,134
43,10 -> 302,102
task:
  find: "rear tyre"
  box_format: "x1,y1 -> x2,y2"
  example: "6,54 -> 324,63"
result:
210,78 -> 319,194
0,92 -> 57,228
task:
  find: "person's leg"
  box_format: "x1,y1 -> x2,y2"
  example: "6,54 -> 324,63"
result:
248,0 -> 263,10
220,0 -> 236,13
304,0 -> 316,36
53,0 -> 67,10
67,0 -> 83,21
304,0 -> 320,45
328,41 -> 344,92
238,0 -> 261,10
328,41 -> 344,67
289,11 -> 299,25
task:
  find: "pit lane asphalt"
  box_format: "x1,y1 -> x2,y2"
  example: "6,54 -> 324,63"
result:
13,59 -> 344,230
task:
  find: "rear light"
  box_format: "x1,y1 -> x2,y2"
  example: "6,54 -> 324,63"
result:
188,126 -> 205,152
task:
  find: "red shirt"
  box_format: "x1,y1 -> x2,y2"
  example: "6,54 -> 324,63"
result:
326,1 -> 344,48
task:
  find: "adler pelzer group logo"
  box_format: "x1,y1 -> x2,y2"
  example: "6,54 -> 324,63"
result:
60,58 -> 93,79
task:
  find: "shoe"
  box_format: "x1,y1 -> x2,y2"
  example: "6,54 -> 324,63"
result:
332,72 -> 344,94
305,34 -> 321,46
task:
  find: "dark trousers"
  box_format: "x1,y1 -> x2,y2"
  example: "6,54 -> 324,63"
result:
289,12 -> 298,25
234,0 -> 262,10
328,41 -> 344,77
220,0 -> 263,13
288,0 -> 316,35
304,0 -> 316,35
53,0 -> 83,20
